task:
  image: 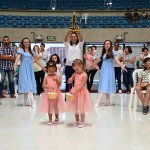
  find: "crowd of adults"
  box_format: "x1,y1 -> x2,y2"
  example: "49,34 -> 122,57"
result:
0,34 -> 150,103
124,8 -> 149,22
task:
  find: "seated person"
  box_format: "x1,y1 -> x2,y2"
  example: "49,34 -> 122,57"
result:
135,57 -> 150,115
139,47 -> 150,68
132,9 -> 139,22
125,9 -> 132,20
140,11 -> 149,19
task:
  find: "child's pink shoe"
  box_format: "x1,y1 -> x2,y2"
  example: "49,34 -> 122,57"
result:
78,122 -> 85,128
48,120 -> 53,125
73,121 -> 79,126
53,119 -> 59,124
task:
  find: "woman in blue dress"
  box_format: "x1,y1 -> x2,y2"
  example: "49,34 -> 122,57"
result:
14,38 -> 45,108
90,40 -> 127,107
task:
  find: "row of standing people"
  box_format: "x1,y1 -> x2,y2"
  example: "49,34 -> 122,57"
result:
0,32 -> 150,119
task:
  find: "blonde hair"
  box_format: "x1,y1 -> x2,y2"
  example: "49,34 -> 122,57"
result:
72,59 -> 84,70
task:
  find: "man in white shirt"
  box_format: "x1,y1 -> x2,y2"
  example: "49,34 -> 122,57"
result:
113,42 -> 124,94
38,43 -> 48,93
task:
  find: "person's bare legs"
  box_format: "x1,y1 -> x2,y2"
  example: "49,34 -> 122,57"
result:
95,93 -> 104,107
81,114 -> 85,123
28,92 -> 36,108
105,94 -> 110,106
48,113 -> 53,125
135,85 -> 145,105
24,93 -> 28,106
74,113 -> 79,126
78,114 -> 85,128
144,87 -> 150,106
142,87 -> 150,115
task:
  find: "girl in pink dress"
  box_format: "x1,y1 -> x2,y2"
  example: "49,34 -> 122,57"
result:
39,60 -> 65,125
66,59 -> 93,128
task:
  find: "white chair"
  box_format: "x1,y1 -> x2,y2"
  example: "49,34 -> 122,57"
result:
80,13 -> 88,24
128,69 -> 147,111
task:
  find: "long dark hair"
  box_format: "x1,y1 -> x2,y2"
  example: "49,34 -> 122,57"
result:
101,40 -> 113,59
70,32 -> 79,45
50,53 -> 60,64
20,37 -> 33,55
125,46 -> 132,53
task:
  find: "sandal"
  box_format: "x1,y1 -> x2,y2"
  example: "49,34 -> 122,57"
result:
78,122 -> 85,128
48,120 -> 53,125
73,121 -> 79,126
53,119 -> 59,124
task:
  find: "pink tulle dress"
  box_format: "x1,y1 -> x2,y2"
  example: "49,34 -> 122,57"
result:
66,72 -> 93,114
39,74 -> 65,114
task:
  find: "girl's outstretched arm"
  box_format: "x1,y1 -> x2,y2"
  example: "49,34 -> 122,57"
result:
68,73 -> 75,84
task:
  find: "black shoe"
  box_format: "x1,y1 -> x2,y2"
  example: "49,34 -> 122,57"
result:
10,94 -> 16,98
142,106 -> 149,115
147,106 -> 149,112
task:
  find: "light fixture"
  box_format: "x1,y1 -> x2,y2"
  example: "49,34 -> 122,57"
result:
109,1 -> 112,5
52,6 -> 55,10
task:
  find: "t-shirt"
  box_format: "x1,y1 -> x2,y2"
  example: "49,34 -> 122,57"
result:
138,70 -> 150,83
113,49 -> 123,67
64,40 -> 84,66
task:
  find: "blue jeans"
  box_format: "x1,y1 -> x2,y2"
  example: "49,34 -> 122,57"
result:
114,67 -> 122,90
123,68 -> 134,92
0,69 -> 15,95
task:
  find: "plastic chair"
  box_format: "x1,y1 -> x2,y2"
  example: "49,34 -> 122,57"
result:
128,69 -> 146,111
80,13 -> 88,24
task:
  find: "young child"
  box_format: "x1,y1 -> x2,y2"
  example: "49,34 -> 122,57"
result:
66,59 -> 92,128
50,54 -> 62,80
135,57 -> 150,115
89,40 -> 127,107
91,45 -> 99,60
39,60 -> 65,125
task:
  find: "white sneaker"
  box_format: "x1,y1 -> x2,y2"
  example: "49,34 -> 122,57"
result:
118,90 -> 122,94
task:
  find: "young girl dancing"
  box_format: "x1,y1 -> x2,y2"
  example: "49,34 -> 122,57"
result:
135,57 -> 150,115
39,60 -> 65,125
66,59 -> 92,128
89,40 -> 127,107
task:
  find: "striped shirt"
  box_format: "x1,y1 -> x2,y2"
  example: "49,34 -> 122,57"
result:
138,70 -> 150,83
0,45 -> 17,70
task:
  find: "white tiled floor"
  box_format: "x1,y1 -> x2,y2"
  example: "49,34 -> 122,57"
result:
0,93 -> 150,150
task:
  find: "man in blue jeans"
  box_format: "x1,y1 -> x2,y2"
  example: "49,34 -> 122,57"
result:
0,36 -> 16,99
